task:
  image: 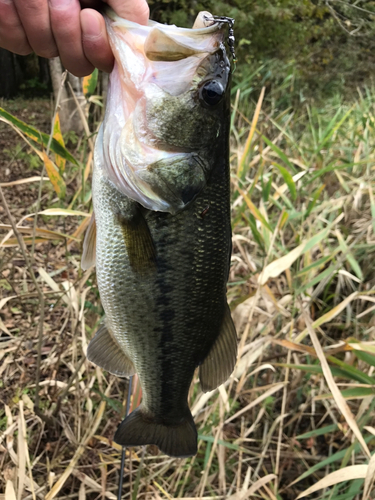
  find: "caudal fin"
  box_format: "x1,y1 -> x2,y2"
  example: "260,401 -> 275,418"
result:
114,406 -> 197,458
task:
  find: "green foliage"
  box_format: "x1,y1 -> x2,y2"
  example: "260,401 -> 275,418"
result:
149,0 -> 375,101
4,144 -> 41,171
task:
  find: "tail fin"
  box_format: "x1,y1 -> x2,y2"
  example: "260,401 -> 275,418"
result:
114,406 -> 197,458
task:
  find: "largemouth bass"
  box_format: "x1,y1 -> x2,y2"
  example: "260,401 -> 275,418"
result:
82,9 -> 237,458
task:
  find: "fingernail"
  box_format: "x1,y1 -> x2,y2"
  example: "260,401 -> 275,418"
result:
81,12 -> 102,39
49,0 -> 73,8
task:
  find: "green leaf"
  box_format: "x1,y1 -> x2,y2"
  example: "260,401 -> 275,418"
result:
319,387 -> 374,399
0,107 -> 78,165
262,135 -> 297,174
327,356 -> 375,385
198,434 -> 245,452
83,68 -> 99,96
336,232 -> 363,281
261,173 -> 273,202
295,254 -> 334,277
237,186 -> 273,232
244,213 -> 266,253
278,363 -> 372,384
203,440 -> 212,469
318,105 -> 354,150
53,113 -> 66,173
272,162 -> 297,200
296,424 -> 339,440
307,160 -> 366,184
306,183 -> 325,217
353,350 -> 375,368
292,436 -> 374,484
296,264 -> 337,295
91,389 -> 122,411
320,479 -> 364,500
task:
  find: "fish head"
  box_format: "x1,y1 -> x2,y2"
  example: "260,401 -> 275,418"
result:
99,10 -> 232,214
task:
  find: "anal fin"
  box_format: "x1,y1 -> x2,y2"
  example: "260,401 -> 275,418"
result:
199,303 -> 238,392
81,213 -> 96,270
87,322 -> 136,377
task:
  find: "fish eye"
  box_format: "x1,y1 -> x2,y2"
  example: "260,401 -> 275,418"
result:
200,80 -> 225,106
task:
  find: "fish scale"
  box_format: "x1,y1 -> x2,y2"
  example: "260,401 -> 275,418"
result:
82,9 -> 237,457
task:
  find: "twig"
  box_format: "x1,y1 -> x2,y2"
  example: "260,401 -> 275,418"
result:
67,81 -> 94,153
52,356 -> 86,418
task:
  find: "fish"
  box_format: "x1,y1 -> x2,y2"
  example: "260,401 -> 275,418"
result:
81,9 -> 237,458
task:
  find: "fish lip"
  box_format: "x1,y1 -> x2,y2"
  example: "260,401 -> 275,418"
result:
104,7 -> 224,35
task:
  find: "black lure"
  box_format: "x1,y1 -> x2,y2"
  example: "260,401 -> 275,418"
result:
203,15 -> 237,64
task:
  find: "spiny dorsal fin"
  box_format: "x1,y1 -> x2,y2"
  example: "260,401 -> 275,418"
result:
81,213 -> 96,270
117,206 -> 156,274
199,303 -> 238,392
87,322 -> 136,377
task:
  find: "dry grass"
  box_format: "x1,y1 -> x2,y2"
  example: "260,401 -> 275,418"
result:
1,80 -> 375,500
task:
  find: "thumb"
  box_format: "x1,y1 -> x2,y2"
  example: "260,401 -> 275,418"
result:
104,0 -> 149,25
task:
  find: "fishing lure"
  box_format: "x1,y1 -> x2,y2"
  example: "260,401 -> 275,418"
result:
204,15 -> 237,65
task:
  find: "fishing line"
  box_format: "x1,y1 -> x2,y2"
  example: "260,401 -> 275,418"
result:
117,375 -> 133,500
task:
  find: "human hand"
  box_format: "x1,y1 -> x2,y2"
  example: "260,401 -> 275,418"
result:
0,0 -> 149,77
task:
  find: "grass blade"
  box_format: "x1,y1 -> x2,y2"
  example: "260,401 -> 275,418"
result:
297,465 -> 368,499
302,309 -> 371,459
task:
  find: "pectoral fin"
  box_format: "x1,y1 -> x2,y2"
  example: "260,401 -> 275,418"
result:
87,322 -> 136,377
199,303 -> 238,392
81,213 -> 96,270
137,154 -> 207,214
117,206 -> 156,274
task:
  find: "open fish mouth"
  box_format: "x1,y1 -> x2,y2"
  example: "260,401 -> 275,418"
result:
99,9 -> 231,214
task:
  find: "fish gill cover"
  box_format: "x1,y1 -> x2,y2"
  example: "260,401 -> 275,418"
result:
99,9 -> 231,213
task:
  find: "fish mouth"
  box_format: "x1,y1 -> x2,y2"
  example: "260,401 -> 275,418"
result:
99,10 -> 229,213
104,8 -> 226,95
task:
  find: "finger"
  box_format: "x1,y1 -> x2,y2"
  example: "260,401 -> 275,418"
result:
0,0 -> 32,55
104,0 -> 149,25
49,0 -> 94,77
81,8 -> 114,73
13,0 -> 58,58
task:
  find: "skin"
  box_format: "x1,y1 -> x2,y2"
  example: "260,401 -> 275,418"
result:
0,0 -> 149,77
